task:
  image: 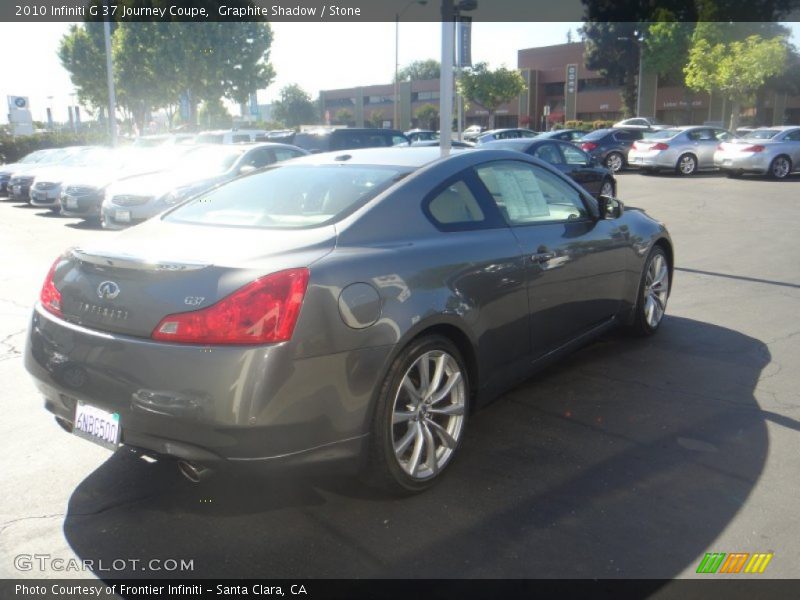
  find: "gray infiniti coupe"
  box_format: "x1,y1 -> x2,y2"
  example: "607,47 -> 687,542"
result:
25,147 -> 673,494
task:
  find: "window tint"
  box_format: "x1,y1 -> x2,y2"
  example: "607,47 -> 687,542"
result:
427,180 -> 485,225
392,135 -> 410,146
476,161 -> 588,225
231,134 -> 251,143
614,130 -> 641,142
581,129 -> 611,141
241,148 -> 274,169
533,143 -> 563,165
166,165 -> 406,229
784,129 -> 800,141
561,144 -> 589,165
688,128 -> 715,141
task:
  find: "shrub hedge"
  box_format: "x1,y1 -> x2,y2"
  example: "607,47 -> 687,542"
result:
0,130 -> 108,164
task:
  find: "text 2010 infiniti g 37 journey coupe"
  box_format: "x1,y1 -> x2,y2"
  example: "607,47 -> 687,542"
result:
25,147 -> 673,493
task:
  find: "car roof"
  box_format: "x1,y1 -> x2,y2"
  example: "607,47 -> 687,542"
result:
279,146 -> 470,168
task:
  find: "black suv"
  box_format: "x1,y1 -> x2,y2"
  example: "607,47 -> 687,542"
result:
579,128 -> 645,172
277,128 -> 410,153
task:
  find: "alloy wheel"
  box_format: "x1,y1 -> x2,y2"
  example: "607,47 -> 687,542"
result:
606,153 -> 623,172
678,154 -> 697,175
391,350 -> 466,480
771,157 -> 791,179
643,253 -> 669,329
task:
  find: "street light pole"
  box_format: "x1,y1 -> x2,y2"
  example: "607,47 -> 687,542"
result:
394,0 -> 427,130
439,0 -> 455,156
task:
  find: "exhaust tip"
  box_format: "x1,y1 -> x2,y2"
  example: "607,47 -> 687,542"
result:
177,460 -> 213,483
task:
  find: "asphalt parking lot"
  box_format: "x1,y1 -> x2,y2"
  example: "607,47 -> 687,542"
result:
1,170 -> 799,581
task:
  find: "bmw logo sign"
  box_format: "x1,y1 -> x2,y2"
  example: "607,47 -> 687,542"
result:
97,281 -> 121,300
13,97 -> 27,108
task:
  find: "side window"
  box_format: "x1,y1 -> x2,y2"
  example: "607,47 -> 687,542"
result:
273,148 -> 303,162
533,143 -> 564,165
426,180 -> 486,226
614,131 -> 633,142
231,134 -> 251,143
475,161 -> 588,225
714,129 -> 732,141
242,148 -> 273,169
561,143 -> 589,165
784,129 -> 800,141
392,135 -> 410,146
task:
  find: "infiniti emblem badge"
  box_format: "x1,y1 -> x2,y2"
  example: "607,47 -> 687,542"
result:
97,281 -> 121,300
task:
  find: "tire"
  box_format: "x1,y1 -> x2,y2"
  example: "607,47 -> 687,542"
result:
628,246 -> 670,337
769,155 -> 792,180
599,179 -> 616,198
362,334 -> 469,494
676,153 -> 697,176
605,152 -> 624,173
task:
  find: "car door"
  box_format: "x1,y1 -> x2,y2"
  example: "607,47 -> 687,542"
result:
689,128 -> 720,168
781,129 -> 800,167
473,160 -> 628,357
556,142 -> 602,195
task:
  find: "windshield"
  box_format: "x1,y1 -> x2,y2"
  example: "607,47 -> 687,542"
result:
165,164 -> 409,229
20,150 -> 49,163
644,129 -> 680,140
744,130 -> 781,140
59,147 -> 110,167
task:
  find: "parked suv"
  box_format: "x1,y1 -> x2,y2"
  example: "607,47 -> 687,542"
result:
580,128 -> 646,172
281,128 -> 410,153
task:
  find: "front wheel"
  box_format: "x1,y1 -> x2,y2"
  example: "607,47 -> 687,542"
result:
362,335 -> 469,494
769,156 -> 792,179
628,246 -> 670,336
676,153 -> 697,176
605,152 -> 624,173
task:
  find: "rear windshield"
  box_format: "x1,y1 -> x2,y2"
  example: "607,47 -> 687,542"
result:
165,164 -> 409,229
744,129 -> 780,139
481,140 -> 530,151
580,129 -> 611,141
644,129 -> 681,139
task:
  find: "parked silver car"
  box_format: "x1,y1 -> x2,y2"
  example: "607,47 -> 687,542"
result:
714,126 -> 800,179
101,143 -> 307,229
6,147 -> 89,202
627,126 -> 734,175
30,147 -> 116,212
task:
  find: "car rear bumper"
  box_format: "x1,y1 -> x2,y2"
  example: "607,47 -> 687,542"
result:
24,304 -> 388,469
713,152 -> 769,173
626,150 -> 674,169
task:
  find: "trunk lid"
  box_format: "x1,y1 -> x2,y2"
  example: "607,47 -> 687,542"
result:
53,219 -> 336,338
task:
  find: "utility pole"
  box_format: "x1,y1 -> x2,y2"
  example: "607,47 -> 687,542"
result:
439,0 -> 455,156
103,0 -> 118,146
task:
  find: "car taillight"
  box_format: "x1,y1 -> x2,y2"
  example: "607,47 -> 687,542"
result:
40,257 -> 63,317
152,268 -> 309,345
651,142 -> 669,151
581,142 -> 597,151
741,145 -> 765,153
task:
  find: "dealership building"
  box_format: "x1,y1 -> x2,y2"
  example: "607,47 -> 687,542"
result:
320,41 -> 800,131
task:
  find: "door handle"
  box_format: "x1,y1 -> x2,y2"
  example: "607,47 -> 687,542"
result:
531,251 -> 556,263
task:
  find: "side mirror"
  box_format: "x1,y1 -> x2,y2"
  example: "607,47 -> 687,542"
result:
597,195 -> 624,219
238,164 -> 257,175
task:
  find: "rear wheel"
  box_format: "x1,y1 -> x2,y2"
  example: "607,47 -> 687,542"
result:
363,335 -> 468,494
628,246 -> 670,336
769,155 -> 791,179
605,152 -> 624,173
676,153 -> 697,176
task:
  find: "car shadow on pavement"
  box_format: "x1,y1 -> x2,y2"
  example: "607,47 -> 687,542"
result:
62,316 -> 771,579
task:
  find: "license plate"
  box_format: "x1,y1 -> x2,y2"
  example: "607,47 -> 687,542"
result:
73,402 -> 121,450
66,197 -> 78,209
116,210 -> 131,222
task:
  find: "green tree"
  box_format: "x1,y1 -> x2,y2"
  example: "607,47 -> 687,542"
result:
457,63 -> 526,129
396,59 -> 440,82
580,22 -> 642,117
197,98 -> 232,129
368,110 -> 386,128
57,23 -> 111,113
684,34 -> 789,130
272,84 -> 318,127
414,103 -> 439,129
333,109 -> 354,126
